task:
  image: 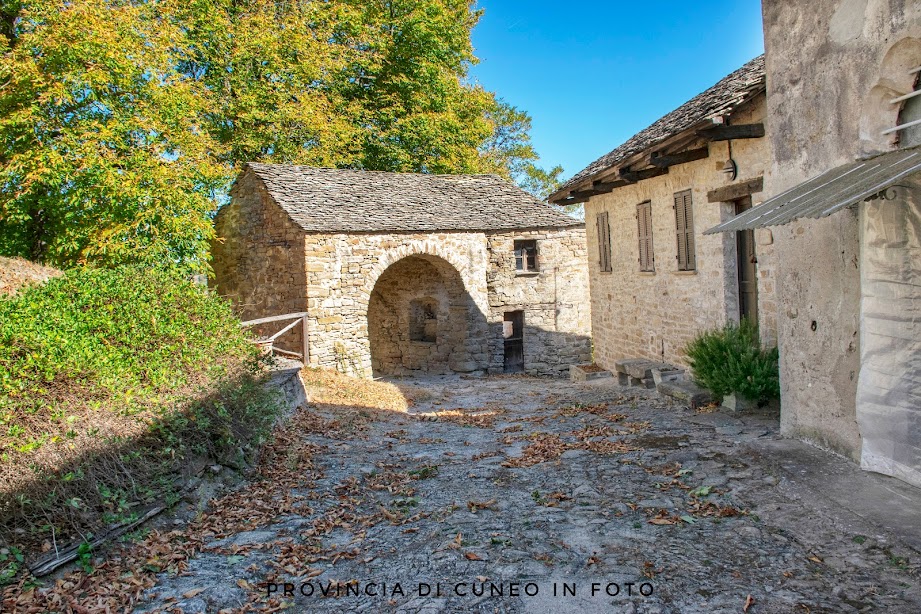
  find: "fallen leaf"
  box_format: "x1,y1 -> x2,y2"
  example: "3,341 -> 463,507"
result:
744,594 -> 755,612
182,588 -> 206,598
464,552 -> 482,561
476,575 -> 489,582
808,555 -> 823,564
236,579 -> 253,590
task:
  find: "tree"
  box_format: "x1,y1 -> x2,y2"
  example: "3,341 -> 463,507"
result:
481,99 -> 563,200
0,0 -> 226,270
0,0 -> 564,270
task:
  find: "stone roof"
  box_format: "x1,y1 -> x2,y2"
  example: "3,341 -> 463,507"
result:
551,55 -> 766,199
243,164 -> 582,233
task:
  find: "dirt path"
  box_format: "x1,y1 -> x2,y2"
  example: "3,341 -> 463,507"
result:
125,373 -> 920,613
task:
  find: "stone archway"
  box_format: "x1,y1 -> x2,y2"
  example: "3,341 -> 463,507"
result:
368,254 -> 481,377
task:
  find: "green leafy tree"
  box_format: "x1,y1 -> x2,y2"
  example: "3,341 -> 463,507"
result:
0,0 -> 564,270
481,99 -> 563,200
0,0 -> 227,270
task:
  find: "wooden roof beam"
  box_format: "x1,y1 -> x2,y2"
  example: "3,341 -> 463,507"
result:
650,146 -> 710,168
619,166 -> 669,183
697,123 -> 765,141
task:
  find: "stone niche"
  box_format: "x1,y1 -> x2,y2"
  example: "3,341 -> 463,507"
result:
409,297 -> 439,343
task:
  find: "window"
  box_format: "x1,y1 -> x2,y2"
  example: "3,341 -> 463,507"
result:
636,201 -> 654,272
409,298 -> 437,342
596,211 -> 612,272
674,190 -> 696,271
514,240 -> 538,272
892,66 -> 921,147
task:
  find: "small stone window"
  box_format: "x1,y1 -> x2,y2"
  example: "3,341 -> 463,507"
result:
514,240 -> 538,272
409,298 -> 438,343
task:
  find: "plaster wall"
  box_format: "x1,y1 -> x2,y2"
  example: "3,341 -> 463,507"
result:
762,0 -> 921,459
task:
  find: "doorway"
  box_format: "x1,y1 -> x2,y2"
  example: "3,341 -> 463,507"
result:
735,196 -> 759,325
503,311 -> 524,373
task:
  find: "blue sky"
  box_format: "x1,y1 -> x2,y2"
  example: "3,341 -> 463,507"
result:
469,1 -> 765,182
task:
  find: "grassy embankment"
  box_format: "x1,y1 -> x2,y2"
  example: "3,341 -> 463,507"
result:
0,265 -> 281,582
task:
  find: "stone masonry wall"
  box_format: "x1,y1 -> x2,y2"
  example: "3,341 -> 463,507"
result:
213,172 -> 589,378
486,228 -> 592,375
584,95 -> 774,371
303,232 -> 492,377
211,170 -> 308,355
367,254 -> 472,376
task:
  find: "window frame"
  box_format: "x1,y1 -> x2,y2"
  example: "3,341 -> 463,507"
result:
513,239 -> 539,273
673,190 -> 697,271
596,211 -> 613,273
636,200 -> 655,272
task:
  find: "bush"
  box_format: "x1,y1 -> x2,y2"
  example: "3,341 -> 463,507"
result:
0,266 -> 280,559
685,318 -> 780,402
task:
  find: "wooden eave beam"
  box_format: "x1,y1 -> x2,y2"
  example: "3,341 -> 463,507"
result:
650,146 -> 710,168
550,178 -> 631,205
697,123 -> 765,141
707,176 -> 764,203
619,166 -> 669,183
552,193 -> 592,206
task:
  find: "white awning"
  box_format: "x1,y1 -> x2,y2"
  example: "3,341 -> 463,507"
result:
704,145 -> 921,234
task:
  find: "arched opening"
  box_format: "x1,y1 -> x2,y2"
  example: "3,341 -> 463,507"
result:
368,254 -> 475,376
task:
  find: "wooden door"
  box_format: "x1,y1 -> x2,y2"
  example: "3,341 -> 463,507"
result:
503,311 -> 524,373
735,197 -> 759,324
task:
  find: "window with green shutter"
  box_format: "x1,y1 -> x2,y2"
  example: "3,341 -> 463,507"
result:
636,201 -> 654,272
673,190 -> 696,271
596,211 -> 612,272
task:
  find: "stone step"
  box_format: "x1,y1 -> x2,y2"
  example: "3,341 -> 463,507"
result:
656,380 -> 712,409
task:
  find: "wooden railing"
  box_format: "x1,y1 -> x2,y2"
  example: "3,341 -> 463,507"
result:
240,312 -> 309,364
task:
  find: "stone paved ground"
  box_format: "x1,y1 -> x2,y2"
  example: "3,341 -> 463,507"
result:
136,374 -> 921,613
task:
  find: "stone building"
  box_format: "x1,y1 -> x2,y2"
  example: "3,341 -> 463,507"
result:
706,0 -> 921,488
549,56 -> 776,370
212,164 -> 591,378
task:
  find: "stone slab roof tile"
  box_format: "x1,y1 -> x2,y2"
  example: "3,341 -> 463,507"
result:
553,55 -> 766,198
244,164 -> 582,233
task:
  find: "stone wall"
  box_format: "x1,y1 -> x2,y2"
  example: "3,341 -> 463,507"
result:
763,0 -> 921,460
584,94 -> 774,371
302,228 -> 590,377
486,228 -> 593,375
213,172 -> 590,378
211,169 -> 308,355
367,254 -> 473,376
302,232 -> 492,377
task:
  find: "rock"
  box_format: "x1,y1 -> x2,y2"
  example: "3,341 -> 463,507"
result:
652,366 -> 685,386
722,393 -> 756,412
656,380 -> 712,408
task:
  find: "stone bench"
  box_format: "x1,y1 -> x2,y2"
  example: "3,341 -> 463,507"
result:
613,359 -> 680,389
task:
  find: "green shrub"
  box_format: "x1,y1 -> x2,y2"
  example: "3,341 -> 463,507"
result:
685,318 -> 780,402
0,266 -> 281,560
